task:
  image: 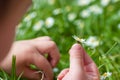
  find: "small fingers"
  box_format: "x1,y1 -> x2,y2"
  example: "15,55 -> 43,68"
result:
31,41 -> 60,67
33,36 -> 52,41
57,69 -> 69,80
21,68 -> 41,80
28,53 -> 53,80
69,43 -> 84,73
82,48 -> 100,79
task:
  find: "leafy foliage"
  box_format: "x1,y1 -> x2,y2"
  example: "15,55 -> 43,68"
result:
0,0 -> 120,80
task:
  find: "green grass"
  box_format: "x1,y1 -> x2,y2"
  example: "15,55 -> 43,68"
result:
1,0 -> 120,80
0,56 -> 25,80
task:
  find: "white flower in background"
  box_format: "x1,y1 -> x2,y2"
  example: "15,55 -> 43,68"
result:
100,72 -> 112,80
53,67 -> 59,73
65,6 -> 71,12
24,12 -> 37,22
68,13 -> 77,21
0,77 -> 3,80
77,0 -> 92,6
33,20 -> 44,31
45,17 -> 55,28
101,0 -> 110,7
53,8 -> 61,15
47,0 -> 55,5
74,20 -> 85,29
89,5 -> 103,15
17,23 -> 22,28
118,24 -> 120,29
17,30 -> 25,36
80,9 -> 91,18
85,36 -> 99,48
112,0 -> 119,3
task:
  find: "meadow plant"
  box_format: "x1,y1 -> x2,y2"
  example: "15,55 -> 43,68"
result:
0,0 -> 120,80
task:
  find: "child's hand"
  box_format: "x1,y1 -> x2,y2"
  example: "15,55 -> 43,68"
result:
57,44 -> 99,80
0,36 -> 60,80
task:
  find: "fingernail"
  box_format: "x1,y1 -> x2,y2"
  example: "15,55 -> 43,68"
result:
72,43 -> 81,49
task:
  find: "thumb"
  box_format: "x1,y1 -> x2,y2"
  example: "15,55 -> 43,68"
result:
69,43 -> 84,73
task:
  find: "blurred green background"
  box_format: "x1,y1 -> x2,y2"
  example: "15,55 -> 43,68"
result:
1,0 -> 120,80
16,0 -> 120,80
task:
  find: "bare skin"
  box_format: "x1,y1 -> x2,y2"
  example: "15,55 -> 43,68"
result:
0,0 -> 99,80
0,0 -> 32,62
57,44 -> 100,80
0,36 -> 60,80
0,0 -> 61,80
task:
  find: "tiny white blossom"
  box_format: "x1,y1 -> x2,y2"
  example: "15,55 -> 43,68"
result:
24,12 -> 37,22
74,20 -> 85,29
118,24 -> 120,29
53,67 -> 59,73
101,0 -> 110,7
68,13 -> 77,21
85,36 -> 99,48
33,20 -> 44,31
17,30 -> 25,36
89,5 -> 103,15
80,9 -> 91,18
100,72 -> 112,80
53,8 -> 61,15
112,0 -> 119,3
17,23 -> 22,28
77,0 -> 92,6
65,6 -> 71,12
0,77 -> 3,80
45,17 -> 55,28
47,0 -> 55,5
73,35 -> 86,44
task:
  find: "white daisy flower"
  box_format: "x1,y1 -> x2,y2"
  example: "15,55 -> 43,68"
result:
89,5 -> 103,15
17,23 -> 22,28
68,13 -> 77,21
53,67 -> 59,73
0,77 -> 3,80
85,36 -> 99,48
24,12 -> 37,22
65,6 -> 71,12
80,9 -> 91,18
112,0 -> 119,3
100,72 -> 112,80
74,20 -> 85,29
77,0 -> 92,6
33,20 -> 44,31
45,17 -> 55,28
73,35 -> 86,44
53,8 -> 61,15
47,0 -> 55,5
17,30 -> 25,36
16,23 -> 23,34
101,0 -> 110,7
118,24 -> 120,29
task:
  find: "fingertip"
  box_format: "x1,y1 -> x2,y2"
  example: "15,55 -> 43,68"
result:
69,43 -> 83,55
57,69 -> 69,80
69,43 -> 82,53
69,43 -> 84,71
72,43 -> 81,49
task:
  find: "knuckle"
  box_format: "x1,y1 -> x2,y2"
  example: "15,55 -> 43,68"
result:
44,36 -> 51,40
24,45 -> 33,51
